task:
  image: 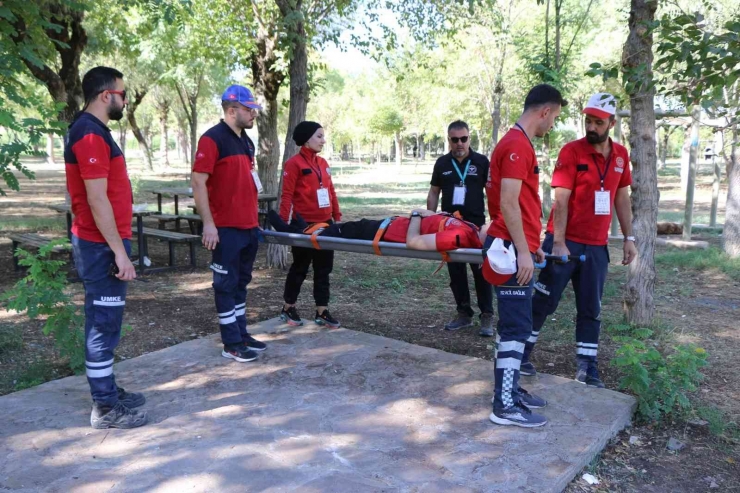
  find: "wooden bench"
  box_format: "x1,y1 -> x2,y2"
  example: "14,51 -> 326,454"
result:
140,227 -> 200,268
9,233 -> 70,271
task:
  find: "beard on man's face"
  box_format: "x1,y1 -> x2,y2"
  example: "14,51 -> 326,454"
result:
586,129 -> 609,144
108,103 -> 124,121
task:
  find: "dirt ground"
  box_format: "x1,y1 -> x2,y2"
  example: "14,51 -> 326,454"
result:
0,162 -> 738,492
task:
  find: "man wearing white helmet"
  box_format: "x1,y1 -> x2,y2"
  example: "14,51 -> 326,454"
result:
522,93 -> 637,388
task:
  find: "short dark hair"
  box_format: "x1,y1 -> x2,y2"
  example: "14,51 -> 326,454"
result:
221,101 -> 241,112
447,120 -> 469,133
523,84 -> 568,112
82,66 -> 124,104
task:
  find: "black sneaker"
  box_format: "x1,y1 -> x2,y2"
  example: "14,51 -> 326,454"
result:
280,306 -> 304,326
315,309 -> 340,328
520,361 -> 537,377
222,344 -> 258,362
478,313 -> 494,337
518,386 -> 547,408
243,334 -> 267,352
445,313 -> 474,331
575,361 -> 605,388
117,386 -> 145,408
91,401 -> 148,429
489,401 -> 547,428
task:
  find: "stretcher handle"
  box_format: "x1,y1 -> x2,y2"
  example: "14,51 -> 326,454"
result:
543,254 -> 586,263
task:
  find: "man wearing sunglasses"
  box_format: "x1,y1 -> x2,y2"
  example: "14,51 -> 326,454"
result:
427,121 -> 494,337
65,66 -> 148,429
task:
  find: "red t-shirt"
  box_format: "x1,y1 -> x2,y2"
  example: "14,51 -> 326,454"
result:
279,147 -> 341,223
487,128 -> 542,253
383,214 -> 482,250
192,121 -> 259,229
546,137 -> 632,245
64,113 -> 132,243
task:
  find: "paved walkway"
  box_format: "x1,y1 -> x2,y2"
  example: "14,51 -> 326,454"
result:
0,318 -> 635,492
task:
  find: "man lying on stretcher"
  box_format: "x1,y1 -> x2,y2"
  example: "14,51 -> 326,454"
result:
268,209 -> 489,251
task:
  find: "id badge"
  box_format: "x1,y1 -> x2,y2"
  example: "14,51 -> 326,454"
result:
317,187 -> 331,208
453,186 -> 466,205
594,190 -> 610,215
251,170 -> 264,194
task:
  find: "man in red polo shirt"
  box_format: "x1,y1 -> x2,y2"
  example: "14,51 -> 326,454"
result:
65,66 -> 147,429
522,92 -> 637,388
485,84 -> 566,428
192,85 -> 267,363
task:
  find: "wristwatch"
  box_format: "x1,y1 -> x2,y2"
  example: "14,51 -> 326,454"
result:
624,235 -> 636,242
410,211 -> 422,219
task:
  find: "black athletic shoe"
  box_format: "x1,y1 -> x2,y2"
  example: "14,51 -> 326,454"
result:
117,386 -> 145,408
444,313 -> 474,331
520,361 -> 537,377
222,344 -> 258,363
518,386 -> 547,408
478,313 -> 494,337
91,401 -> 148,429
243,334 -> 267,352
575,361 -> 605,388
280,306 -> 304,326
315,309 -> 340,328
489,401 -> 547,428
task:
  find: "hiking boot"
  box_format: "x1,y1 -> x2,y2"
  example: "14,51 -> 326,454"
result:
575,360 -> 605,388
280,306 -> 304,326
479,313 -> 494,337
518,386 -> 547,408
243,334 -> 267,352
91,401 -> 148,429
117,386 -> 145,408
445,313 -> 474,331
489,401 -> 547,428
315,309 -> 340,328
222,344 -> 258,363
520,361 -> 537,377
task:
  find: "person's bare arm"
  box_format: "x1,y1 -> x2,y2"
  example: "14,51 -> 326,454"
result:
551,187 -> 572,257
84,178 -> 136,281
406,208 -> 439,250
615,186 -> 637,265
426,186 -> 441,212
191,171 -> 219,250
500,178 -> 532,285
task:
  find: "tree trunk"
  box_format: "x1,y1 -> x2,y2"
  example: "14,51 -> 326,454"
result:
680,124 -> 691,193
418,133 -> 426,161
272,0 -> 309,270
394,131 -> 402,167
126,89 -> 154,171
117,119 -> 128,156
46,133 -> 55,165
658,125 -> 671,169
188,95 -> 198,169
11,3 -> 86,123
723,122 -> 740,256
158,100 -> 170,167
622,0 -> 659,325
682,106 -> 701,240
541,135 -> 553,215
341,143 -> 349,160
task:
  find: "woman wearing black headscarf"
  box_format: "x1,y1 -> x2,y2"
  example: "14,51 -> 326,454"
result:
277,121 -> 342,328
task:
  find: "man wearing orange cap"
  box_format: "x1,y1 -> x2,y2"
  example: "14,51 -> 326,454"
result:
522,92 -> 637,388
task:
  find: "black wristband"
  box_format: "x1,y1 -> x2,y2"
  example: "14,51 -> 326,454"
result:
410,211 -> 421,219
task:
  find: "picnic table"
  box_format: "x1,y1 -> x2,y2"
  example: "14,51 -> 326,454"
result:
48,204 -> 153,274
149,188 -> 278,217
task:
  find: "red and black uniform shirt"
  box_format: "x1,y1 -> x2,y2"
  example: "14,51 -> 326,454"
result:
384,214 -> 482,251
487,128 -> 542,253
279,146 -> 341,224
193,121 -> 259,229
546,137 -> 632,245
64,112 -> 132,243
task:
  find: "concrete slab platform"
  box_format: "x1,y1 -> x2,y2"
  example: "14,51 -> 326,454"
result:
0,318 -> 635,492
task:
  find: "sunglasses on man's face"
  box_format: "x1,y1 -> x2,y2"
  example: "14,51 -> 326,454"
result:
450,136 -> 469,144
106,90 -> 127,101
